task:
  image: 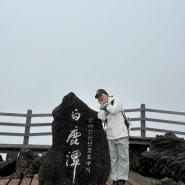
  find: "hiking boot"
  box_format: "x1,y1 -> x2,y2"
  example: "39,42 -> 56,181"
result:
118,180 -> 125,185
113,180 -> 118,185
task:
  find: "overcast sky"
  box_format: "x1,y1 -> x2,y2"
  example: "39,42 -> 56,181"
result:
1,0 -> 185,113
0,1 -> 185,146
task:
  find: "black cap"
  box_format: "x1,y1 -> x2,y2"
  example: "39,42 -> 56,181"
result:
95,89 -> 108,98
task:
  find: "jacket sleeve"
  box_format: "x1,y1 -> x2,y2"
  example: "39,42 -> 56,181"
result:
106,98 -> 123,114
97,109 -> 107,121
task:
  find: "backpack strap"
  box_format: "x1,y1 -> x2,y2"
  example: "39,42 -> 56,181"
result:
111,99 -> 129,131
121,110 -> 126,119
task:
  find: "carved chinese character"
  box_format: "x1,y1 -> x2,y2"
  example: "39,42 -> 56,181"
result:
71,109 -> 81,121
66,128 -> 81,145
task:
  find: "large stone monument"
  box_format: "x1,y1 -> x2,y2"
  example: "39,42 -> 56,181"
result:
38,92 -> 110,185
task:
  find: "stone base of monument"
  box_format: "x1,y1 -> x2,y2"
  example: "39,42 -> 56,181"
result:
38,92 -> 110,185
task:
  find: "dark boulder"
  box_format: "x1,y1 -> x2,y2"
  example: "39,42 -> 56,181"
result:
38,92 -> 110,185
129,144 -> 147,171
138,132 -> 185,183
0,159 -> 16,177
9,148 -> 41,179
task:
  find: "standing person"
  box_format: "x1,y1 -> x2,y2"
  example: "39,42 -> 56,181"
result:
95,89 -> 129,185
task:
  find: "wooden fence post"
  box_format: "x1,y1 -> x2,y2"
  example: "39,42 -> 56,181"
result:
23,109 -> 32,145
141,104 -> 146,137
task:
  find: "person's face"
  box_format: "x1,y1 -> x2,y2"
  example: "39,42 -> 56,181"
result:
97,93 -> 108,103
97,94 -> 104,102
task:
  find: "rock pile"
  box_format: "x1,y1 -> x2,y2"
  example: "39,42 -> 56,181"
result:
131,132 -> 185,184
0,148 -> 40,178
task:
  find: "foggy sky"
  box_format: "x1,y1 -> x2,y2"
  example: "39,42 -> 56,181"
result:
0,0 -> 185,113
0,0 -> 185,149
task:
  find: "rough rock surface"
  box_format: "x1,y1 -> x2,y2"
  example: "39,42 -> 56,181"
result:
132,132 -> 185,183
161,177 -> 185,185
129,144 -> 147,172
0,148 -> 41,179
0,159 -> 16,177
38,92 -> 110,185
11,148 -> 41,178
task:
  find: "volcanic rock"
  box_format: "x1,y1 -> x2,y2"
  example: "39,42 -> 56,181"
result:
9,148 -> 41,179
0,159 -> 16,177
161,177 -> 185,185
138,132 -> 185,183
38,92 -> 110,185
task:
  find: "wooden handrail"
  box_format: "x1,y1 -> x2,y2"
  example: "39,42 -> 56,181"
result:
144,118 -> 185,125
0,104 -> 184,145
145,108 -> 185,115
0,112 -> 27,117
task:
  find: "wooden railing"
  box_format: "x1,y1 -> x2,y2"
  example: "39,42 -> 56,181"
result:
0,110 -> 52,145
0,104 -> 185,145
126,104 -> 185,137
0,104 -> 185,160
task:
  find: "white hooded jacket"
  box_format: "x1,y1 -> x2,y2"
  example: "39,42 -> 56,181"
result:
97,96 -> 128,140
